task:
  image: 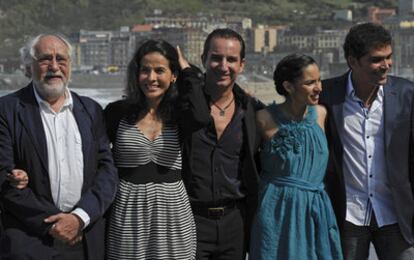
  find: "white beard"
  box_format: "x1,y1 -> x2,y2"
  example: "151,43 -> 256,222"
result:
34,79 -> 68,101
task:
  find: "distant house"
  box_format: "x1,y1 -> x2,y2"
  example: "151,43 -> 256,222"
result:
399,0 -> 414,16
132,24 -> 153,32
333,9 -> 353,22
368,6 -> 396,24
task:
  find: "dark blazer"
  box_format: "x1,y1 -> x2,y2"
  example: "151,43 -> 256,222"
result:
0,84 -> 118,259
320,72 -> 414,245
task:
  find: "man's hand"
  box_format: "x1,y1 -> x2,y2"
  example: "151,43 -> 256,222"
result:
44,213 -> 84,244
68,234 -> 83,246
7,169 -> 29,189
177,46 -> 190,70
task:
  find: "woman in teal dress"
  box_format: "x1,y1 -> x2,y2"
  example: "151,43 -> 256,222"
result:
250,54 -> 343,259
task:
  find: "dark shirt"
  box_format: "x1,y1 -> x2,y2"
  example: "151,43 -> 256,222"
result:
187,101 -> 246,203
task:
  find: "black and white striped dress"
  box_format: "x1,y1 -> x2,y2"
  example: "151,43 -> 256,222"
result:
106,119 -> 196,260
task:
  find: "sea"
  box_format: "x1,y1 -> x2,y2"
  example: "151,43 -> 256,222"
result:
0,87 -> 124,108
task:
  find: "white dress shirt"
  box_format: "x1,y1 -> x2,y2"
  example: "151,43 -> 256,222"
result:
33,85 -> 90,227
341,72 -> 397,227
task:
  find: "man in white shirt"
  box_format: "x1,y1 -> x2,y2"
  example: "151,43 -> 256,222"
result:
0,34 -> 118,259
320,22 -> 414,260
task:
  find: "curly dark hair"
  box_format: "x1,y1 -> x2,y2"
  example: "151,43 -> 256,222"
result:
343,22 -> 392,60
125,39 -> 179,123
273,54 -> 317,96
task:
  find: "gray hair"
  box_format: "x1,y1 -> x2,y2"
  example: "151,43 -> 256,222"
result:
20,34 -> 73,76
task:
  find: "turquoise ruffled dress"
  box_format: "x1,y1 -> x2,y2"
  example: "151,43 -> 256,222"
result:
250,104 -> 343,260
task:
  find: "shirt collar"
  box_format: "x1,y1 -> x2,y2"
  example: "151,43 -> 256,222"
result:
32,83 -> 74,112
346,71 -> 356,98
346,71 -> 384,100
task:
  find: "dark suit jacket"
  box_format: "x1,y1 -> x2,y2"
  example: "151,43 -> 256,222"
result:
0,83 -> 118,259
320,72 -> 414,245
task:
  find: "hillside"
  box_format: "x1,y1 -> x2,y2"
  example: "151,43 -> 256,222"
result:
0,0 -> 397,61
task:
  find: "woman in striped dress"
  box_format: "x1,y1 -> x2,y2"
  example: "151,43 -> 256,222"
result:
104,40 -> 209,259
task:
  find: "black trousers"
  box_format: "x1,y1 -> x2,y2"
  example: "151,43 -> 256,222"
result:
342,216 -> 414,260
194,202 -> 246,260
53,239 -> 85,260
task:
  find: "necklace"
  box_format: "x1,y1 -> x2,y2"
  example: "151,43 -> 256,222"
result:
212,96 -> 235,116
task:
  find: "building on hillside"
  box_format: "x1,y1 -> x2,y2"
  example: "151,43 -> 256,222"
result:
314,29 -> 347,50
276,27 -> 316,50
248,25 -> 284,54
144,15 -> 252,31
131,24 -> 153,32
333,10 -> 353,21
368,6 -> 396,24
79,30 -> 112,70
109,29 -> 134,71
384,16 -> 414,79
182,28 -> 208,67
399,0 -> 414,16
140,15 -> 252,66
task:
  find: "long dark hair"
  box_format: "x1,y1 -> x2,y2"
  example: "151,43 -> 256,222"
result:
125,39 -> 179,123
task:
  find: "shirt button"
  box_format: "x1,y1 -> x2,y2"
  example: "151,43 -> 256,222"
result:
370,194 -> 373,197
368,155 -> 372,158
369,175 -> 373,178
366,136 -> 370,139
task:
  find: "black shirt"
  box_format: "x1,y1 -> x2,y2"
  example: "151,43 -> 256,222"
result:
186,102 -> 247,203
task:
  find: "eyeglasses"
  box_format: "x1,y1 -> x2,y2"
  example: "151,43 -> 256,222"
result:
34,54 -> 70,67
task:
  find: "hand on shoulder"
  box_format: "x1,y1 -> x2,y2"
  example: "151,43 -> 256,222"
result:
256,106 -> 278,140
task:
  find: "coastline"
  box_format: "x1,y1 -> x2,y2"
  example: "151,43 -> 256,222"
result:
0,73 -> 282,105
0,73 -> 125,90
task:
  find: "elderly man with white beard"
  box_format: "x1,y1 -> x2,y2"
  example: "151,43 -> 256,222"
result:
0,34 -> 118,260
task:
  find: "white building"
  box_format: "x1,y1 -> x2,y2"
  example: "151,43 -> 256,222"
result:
399,0 -> 414,16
